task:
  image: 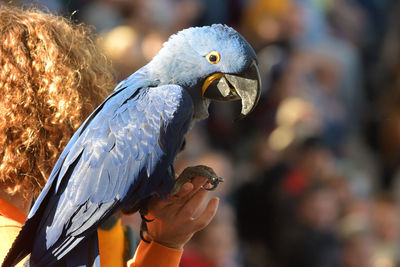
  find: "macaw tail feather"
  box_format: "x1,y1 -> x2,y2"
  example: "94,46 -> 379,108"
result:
1,216 -> 37,267
30,231 -> 100,267
62,232 -> 100,267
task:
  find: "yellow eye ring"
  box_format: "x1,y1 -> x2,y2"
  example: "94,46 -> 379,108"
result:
205,51 -> 220,64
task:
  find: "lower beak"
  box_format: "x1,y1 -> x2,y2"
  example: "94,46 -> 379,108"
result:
202,61 -> 261,120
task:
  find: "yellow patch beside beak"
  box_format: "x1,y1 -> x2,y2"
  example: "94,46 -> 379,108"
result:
201,73 -> 225,96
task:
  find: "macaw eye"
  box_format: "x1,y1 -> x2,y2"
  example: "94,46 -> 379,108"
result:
205,51 -> 220,64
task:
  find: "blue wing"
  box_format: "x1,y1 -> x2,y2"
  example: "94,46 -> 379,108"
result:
3,79 -> 194,266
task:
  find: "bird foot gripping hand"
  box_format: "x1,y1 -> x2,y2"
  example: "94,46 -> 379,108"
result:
139,165 -> 223,243
170,165 -> 224,195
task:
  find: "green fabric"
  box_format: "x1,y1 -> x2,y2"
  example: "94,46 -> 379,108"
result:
123,225 -> 138,262
99,215 -> 119,231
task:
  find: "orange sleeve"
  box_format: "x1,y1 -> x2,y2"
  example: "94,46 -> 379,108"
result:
127,241 -> 183,267
0,198 -> 28,267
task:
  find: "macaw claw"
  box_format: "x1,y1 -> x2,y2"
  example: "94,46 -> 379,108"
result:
203,175 -> 224,191
171,165 -> 224,195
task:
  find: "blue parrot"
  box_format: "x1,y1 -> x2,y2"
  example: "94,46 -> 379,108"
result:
2,24 -> 260,267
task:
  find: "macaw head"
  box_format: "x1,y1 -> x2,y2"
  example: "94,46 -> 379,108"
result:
147,24 -> 261,120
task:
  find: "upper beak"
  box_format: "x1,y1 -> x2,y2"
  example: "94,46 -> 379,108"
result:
202,60 -> 261,120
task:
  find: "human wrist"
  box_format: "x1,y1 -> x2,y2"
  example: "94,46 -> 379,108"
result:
152,239 -> 185,250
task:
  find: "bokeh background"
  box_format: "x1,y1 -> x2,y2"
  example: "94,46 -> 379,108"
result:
6,0 -> 400,266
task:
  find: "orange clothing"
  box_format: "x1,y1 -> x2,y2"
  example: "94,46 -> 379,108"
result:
127,241 -> 183,267
0,197 -> 183,267
0,198 -> 28,267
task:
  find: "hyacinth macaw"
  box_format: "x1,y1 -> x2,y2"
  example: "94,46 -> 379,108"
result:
2,24 -> 261,267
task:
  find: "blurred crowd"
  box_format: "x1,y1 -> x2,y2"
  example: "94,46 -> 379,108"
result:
8,0 -> 400,266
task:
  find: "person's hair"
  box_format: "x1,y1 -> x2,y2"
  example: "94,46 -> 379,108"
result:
0,5 -> 114,198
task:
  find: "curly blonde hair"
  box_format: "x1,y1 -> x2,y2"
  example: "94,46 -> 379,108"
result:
0,6 -> 115,198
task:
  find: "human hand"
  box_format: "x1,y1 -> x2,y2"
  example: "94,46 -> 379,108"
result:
145,176 -> 219,250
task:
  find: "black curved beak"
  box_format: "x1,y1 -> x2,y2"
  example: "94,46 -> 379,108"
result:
202,60 -> 261,120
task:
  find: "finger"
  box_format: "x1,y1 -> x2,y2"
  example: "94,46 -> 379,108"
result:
173,182 -> 194,199
181,176 -> 208,200
202,182 -> 214,190
149,181 -> 197,215
191,176 -> 208,190
179,187 -> 210,218
173,176 -> 208,205
192,197 -> 219,231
